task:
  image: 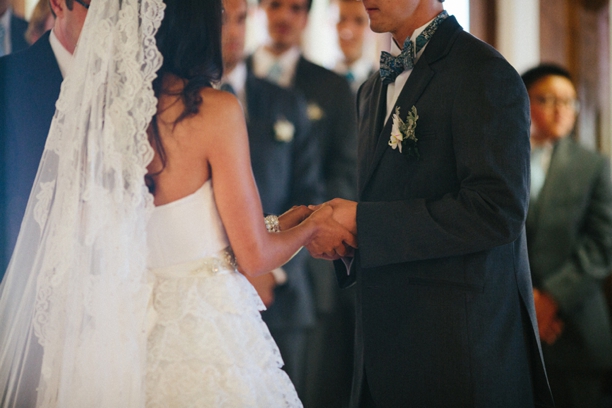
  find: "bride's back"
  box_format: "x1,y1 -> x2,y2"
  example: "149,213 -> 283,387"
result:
145,0 -> 226,206
147,79 -> 238,206
143,0 -> 322,279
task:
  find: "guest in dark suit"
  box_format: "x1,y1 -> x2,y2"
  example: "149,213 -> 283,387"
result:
221,0 -> 323,398
250,0 -> 358,406
0,0 -> 88,279
0,1 -> 29,56
304,1 -> 554,407
252,0 -> 357,201
522,63 -> 612,408
333,0 -> 376,94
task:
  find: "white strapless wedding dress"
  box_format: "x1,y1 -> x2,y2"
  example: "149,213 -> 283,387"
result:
145,180 -> 302,407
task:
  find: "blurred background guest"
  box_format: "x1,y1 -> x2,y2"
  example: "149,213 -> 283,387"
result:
249,0 -> 357,403
332,0 -> 374,93
522,63 -> 612,408
0,0 -> 28,56
0,0 -> 87,280
25,0 -> 53,44
220,0 -> 322,359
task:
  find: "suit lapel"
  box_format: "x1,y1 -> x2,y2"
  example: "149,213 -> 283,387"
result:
359,17 -> 460,196
364,64 -> 434,191
358,77 -> 387,194
529,139 -> 570,229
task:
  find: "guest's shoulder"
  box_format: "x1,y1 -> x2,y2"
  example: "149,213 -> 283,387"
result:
247,72 -> 305,107
10,13 -> 29,53
10,13 -> 28,31
3,31 -> 53,69
297,57 -> 349,88
564,137 -> 608,163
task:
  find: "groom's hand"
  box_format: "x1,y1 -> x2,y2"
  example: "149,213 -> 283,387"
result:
309,198 -> 358,235
328,198 -> 357,235
305,205 -> 357,260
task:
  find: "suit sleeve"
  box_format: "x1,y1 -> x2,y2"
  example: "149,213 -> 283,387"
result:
325,77 -> 358,201
542,158 -> 612,312
357,57 -> 531,269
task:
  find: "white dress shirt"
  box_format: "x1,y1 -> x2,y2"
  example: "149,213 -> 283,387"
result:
385,16 -> 436,121
49,29 -> 73,78
252,46 -> 301,89
530,141 -> 554,201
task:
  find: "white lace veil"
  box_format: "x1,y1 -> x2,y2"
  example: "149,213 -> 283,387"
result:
0,0 -> 164,405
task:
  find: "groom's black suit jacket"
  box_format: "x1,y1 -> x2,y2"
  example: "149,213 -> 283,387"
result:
0,32 -> 62,279
336,17 -> 554,407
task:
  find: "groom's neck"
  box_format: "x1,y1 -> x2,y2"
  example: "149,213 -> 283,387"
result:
390,4 -> 444,46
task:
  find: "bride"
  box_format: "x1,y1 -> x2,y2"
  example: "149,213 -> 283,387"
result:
0,0 -> 355,406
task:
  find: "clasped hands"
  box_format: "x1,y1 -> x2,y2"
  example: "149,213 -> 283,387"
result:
279,198 -> 358,261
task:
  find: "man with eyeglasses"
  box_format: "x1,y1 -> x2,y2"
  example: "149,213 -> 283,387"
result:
522,63 -> 612,408
0,0 -> 88,280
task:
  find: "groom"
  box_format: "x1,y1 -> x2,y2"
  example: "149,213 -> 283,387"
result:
306,0 -> 555,407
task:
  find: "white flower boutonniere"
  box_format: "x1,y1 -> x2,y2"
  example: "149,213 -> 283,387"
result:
389,106 -> 419,159
307,103 -> 324,121
274,118 -> 295,143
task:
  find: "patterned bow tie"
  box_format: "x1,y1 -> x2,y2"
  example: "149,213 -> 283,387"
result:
380,10 -> 449,84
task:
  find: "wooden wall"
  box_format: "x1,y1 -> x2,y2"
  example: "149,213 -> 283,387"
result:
468,0 -> 610,154
540,0 -> 610,153
470,0 -> 497,46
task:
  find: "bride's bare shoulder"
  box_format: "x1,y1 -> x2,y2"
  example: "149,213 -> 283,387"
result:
186,87 -> 247,152
198,87 -> 244,123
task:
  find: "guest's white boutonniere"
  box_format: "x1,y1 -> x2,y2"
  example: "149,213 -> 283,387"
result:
389,106 -> 419,159
307,103 -> 324,121
274,118 -> 295,143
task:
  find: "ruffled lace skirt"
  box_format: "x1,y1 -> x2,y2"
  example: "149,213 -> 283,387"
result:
145,252 -> 302,407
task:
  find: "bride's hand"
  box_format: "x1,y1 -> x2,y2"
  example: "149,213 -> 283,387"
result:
278,205 -> 313,231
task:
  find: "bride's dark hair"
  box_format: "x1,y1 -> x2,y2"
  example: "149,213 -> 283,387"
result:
146,0 -> 224,192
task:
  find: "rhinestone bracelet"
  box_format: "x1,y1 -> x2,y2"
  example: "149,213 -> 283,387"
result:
265,215 -> 280,232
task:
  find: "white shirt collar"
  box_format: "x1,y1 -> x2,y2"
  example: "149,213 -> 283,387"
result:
390,17 -> 434,62
252,45 -> 301,88
1,8 -> 12,55
49,29 -> 73,78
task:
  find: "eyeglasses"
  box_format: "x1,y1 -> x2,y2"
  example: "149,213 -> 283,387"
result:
74,0 -> 90,9
533,95 -> 580,111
